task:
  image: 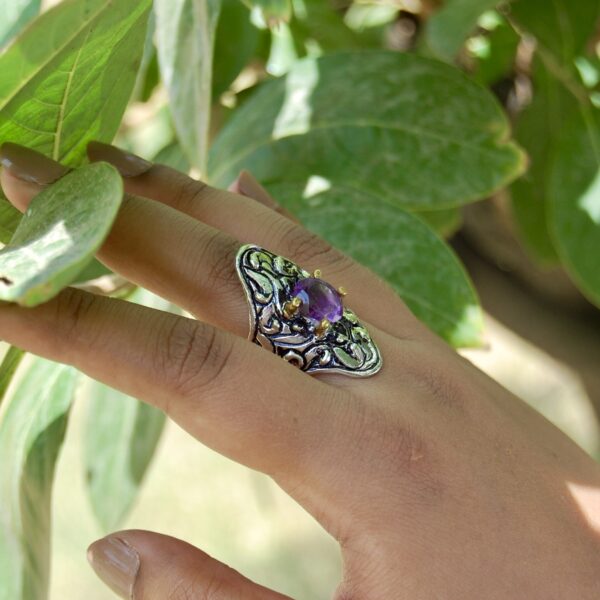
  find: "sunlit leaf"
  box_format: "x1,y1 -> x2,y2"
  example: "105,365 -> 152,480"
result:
0,0 -> 152,240
0,357 -> 78,600
155,0 -> 222,173
0,163 -> 123,307
268,183 -> 484,347
83,289 -> 173,531
210,51 -> 526,210
242,0 -> 292,26
0,346 -> 25,409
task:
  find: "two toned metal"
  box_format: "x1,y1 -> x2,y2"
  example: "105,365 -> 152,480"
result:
236,244 -> 382,378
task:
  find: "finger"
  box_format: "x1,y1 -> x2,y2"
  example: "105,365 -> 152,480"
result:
0,287 -> 362,486
88,530 -> 292,599
87,142 -> 425,340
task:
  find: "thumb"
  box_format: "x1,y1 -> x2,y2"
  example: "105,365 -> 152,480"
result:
87,530 -> 293,599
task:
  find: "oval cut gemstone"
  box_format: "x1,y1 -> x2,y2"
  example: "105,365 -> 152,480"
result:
291,277 -> 343,324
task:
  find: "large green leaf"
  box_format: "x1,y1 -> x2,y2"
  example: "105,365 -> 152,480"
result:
0,0 -> 152,239
425,0 -> 501,61
209,51 -> 526,209
0,0 -> 41,49
83,288 -> 172,531
155,0 -> 222,173
0,162 -> 123,307
548,106 -> 600,306
84,381 -> 166,531
268,183 -> 483,347
0,357 -> 78,600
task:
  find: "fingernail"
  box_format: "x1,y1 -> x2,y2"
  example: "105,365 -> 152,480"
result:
0,143 -> 70,185
87,141 -> 152,178
231,170 -> 280,210
87,536 -> 140,599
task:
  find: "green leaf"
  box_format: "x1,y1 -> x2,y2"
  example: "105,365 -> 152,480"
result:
0,346 -> 25,409
213,0 -> 260,98
511,59 -> 570,264
0,0 -> 41,49
425,0 -> 501,61
0,357 -> 78,600
510,0 -> 600,65
155,0 -> 222,173
548,106 -> 600,306
83,288 -> 172,530
153,141 -> 191,173
0,0 -> 152,240
209,51 -> 526,210
268,183 -> 484,347
84,382 -> 165,531
416,207 -> 462,238
0,162 -> 123,307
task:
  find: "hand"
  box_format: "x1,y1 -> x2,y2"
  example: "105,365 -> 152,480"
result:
1,142 -> 599,600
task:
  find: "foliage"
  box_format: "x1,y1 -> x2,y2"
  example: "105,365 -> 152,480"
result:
0,1 -> 599,598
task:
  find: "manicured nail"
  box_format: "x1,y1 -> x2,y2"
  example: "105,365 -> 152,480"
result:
87,536 -> 140,599
231,170 -> 280,210
0,143 -> 70,185
87,141 -> 152,178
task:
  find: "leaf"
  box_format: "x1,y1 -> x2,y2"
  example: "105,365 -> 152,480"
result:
83,288 -> 172,531
242,0 -> 292,26
0,0 -> 152,240
416,207 -> 462,238
209,51 -> 526,210
212,0 -> 260,98
0,346 -> 25,409
268,183 -> 484,347
548,106 -> 600,306
511,59 -> 570,263
155,0 -> 222,173
84,382 -> 166,531
0,357 -> 78,600
510,0 -> 600,65
425,0 -> 501,62
0,0 -> 41,49
0,162 -> 123,307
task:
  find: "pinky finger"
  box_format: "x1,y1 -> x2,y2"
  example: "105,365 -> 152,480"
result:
88,530 -> 293,599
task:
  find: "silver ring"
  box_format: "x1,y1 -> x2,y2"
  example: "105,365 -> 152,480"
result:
236,244 -> 382,378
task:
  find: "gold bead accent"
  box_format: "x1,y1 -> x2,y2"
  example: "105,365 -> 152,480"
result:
338,286 -> 347,297
283,297 -> 302,319
313,269 -> 322,278
315,318 -> 331,337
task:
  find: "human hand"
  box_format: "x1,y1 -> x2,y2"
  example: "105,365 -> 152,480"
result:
1,142 -> 599,599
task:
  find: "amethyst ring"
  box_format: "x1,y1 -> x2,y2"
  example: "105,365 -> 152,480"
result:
235,244 -> 382,377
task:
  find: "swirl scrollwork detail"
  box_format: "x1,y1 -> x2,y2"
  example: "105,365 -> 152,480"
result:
236,245 -> 382,377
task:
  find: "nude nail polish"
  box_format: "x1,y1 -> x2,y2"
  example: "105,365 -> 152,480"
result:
0,143 -> 70,185
233,170 -> 281,210
87,141 -> 153,178
87,536 -> 140,599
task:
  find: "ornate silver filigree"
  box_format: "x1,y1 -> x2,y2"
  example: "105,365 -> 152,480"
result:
236,244 -> 382,377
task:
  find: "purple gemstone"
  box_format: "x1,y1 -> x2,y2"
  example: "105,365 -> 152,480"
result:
291,277 -> 343,324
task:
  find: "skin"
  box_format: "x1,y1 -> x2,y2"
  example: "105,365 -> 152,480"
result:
0,148 -> 599,599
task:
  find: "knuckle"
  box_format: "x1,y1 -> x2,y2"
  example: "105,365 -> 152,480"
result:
285,224 -> 353,275
172,171 -> 210,212
53,289 -> 99,346
161,318 -> 234,401
201,231 -> 240,292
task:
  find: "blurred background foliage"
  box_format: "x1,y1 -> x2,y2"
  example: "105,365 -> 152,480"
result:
0,0 -> 599,598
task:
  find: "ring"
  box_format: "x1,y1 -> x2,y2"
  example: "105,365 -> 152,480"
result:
236,244 -> 382,377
